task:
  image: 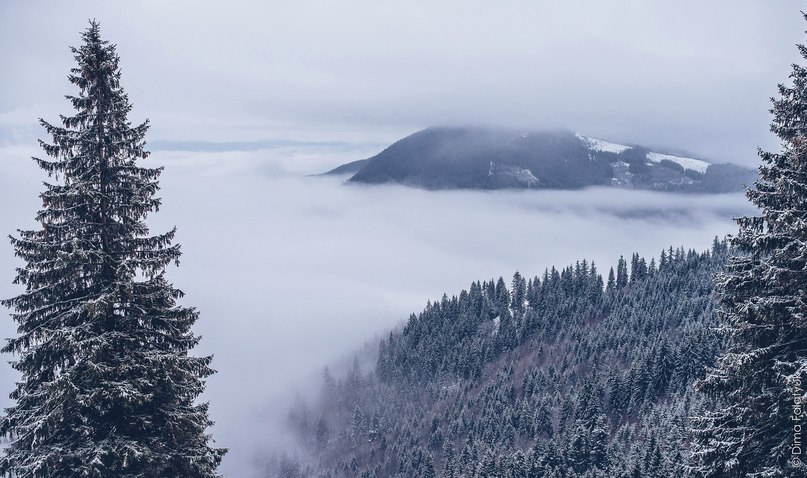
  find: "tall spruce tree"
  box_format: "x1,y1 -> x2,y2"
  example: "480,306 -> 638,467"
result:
691,24 -> 807,478
0,22 -> 225,477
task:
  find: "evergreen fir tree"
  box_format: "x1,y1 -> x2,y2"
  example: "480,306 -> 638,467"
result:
659,249 -> 668,270
606,267 -> 616,292
316,416 -> 331,447
0,22 -> 225,477
511,272 -> 527,315
630,253 -> 640,283
353,405 -> 367,442
691,24 -> 807,478
616,256 -> 629,289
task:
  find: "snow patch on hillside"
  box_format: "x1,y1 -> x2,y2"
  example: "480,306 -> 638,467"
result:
646,152 -> 709,174
489,161 -> 540,186
576,133 -> 631,154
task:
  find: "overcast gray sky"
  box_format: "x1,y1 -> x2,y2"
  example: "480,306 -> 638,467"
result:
1,1 -> 805,165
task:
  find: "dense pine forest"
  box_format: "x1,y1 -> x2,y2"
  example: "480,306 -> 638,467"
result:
275,242 -> 728,477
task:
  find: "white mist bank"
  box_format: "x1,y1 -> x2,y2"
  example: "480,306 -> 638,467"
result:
0,144 -> 755,476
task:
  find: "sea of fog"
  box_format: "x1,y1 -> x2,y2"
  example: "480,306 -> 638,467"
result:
0,143 -> 756,476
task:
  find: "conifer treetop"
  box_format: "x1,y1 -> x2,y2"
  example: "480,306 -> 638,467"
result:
691,19 -> 807,478
0,21 -> 225,477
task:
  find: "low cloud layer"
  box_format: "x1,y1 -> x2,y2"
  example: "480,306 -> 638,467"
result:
0,144 -> 755,476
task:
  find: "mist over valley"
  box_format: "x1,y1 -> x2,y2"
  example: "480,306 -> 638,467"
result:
0,141 -> 752,475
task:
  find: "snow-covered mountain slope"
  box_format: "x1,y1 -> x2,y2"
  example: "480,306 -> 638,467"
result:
575,133 -> 631,154
576,134 -> 710,174
646,152 -> 710,174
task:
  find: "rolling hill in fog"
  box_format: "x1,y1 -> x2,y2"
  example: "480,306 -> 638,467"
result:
325,127 -> 757,193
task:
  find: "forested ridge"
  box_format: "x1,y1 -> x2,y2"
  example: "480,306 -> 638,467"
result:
277,241 -> 728,478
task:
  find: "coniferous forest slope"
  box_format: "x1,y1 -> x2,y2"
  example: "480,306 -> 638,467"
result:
323,127 -> 757,193
276,242 -> 728,478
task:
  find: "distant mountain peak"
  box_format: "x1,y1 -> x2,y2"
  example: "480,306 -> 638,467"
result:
322,126 -> 756,193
